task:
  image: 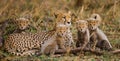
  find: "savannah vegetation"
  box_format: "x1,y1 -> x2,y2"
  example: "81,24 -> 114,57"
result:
0,0 -> 120,61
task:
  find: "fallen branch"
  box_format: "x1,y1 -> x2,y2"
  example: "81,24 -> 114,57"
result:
36,48 -> 120,56
55,47 -> 104,55
111,49 -> 120,54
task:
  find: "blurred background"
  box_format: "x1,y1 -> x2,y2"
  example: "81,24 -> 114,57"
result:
0,0 -> 120,61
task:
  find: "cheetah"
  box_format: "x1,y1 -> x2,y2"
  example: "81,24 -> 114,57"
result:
76,20 -> 90,50
87,14 -> 112,51
42,24 -> 68,55
4,24 -> 68,56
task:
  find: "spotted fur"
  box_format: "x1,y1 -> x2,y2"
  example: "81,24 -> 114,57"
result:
4,24 -> 68,56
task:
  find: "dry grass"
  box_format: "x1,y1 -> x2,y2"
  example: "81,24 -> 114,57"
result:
0,0 -> 120,61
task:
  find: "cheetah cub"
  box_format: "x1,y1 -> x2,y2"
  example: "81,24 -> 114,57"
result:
76,20 -> 90,50
87,14 -> 112,51
13,17 -> 31,33
42,24 -> 68,55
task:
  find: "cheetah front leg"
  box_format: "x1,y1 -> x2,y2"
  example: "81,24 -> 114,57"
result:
9,49 -> 38,56
81,32 -> 90,51
92,39 -> 98,51
81,41 -> 89,51
91,38 -> 98,51
49,47 -> 61,57
57,38 -> 66,50
20,49 -> 39,56
90,34 -> 98,51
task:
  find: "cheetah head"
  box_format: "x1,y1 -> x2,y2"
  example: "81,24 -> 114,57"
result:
76,20 -> 88,33
56,24 -> 68,37
87,14 -> 101,30
87,19 -> 100,30
54,11 -> 72,27
15,18 -> 30,30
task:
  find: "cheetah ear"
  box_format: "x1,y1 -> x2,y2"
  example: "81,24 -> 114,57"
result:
54,12 -> 60,18
94,15 -> 97,19
54,13 -> 58,18
14,21 -> 19,27
15,19 -> 19,24
86,18 -> 92,22
75,19 -> 80,24
68,11 -> 74,17
24,14 -> 32,20
75,20 -> 79,27
68,11 -> 71,15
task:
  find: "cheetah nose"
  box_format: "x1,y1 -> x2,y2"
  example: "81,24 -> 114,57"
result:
67,22 -> 70,24
21,27 -> 25,30
91,27 -> 94,29
80,29 -> 82,31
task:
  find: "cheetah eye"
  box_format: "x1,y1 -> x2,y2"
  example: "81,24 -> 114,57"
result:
62,16 -> 66,21
63,16 -> 66,19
